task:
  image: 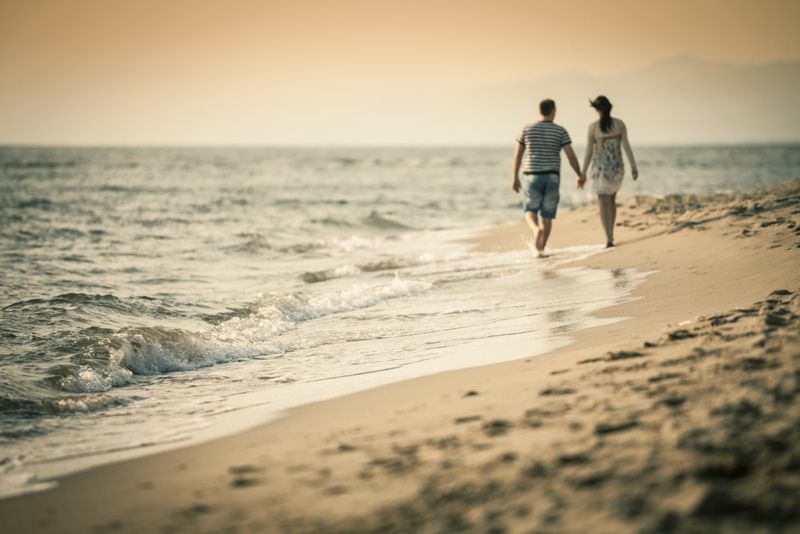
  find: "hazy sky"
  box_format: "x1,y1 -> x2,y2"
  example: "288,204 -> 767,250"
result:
1,0 -> 798,144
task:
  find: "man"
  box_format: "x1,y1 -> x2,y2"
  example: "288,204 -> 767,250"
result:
512,98 -> 584,257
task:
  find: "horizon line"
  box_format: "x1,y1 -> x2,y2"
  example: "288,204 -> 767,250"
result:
2,140 -> 800,150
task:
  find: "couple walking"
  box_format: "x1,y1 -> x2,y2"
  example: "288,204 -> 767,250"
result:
512,96 -> 637,256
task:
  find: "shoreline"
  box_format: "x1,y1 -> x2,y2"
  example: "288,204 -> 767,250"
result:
0,225 -> 640,499
1,180 -> 798,532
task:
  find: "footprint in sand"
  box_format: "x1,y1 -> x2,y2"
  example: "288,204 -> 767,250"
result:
228,465 -> 264,489
668,329 -> 697,340
427,435 -> 461,450
607,350 -> 647,361
648,372 -> 684,383
595,420 -> 639,435
483,419 -> 513,437
454,415 -> 482,424
539,386 -> 577,396
325,485 -> 348,496
181,502 -> 213,518
658,394 -> 687,408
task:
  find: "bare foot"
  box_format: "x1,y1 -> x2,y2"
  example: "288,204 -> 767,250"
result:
526,241 -> 548,259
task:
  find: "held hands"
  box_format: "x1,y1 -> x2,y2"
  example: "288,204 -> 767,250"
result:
577,174 -> 586,190
512,176 -> 521,193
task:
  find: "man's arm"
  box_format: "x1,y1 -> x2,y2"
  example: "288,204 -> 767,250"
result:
562,144 -> 584,185
512,140 -> 525,193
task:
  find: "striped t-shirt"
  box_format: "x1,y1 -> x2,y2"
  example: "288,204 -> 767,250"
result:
516,121 -> 572,174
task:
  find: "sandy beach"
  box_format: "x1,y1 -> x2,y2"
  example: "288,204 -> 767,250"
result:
1,180 -> 798,533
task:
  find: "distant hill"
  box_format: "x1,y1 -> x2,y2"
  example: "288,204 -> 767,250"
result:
2,55 -> 796,146
427,56 -> 800,145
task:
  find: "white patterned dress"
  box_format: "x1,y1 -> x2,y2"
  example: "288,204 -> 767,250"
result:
582,118 -> 637,195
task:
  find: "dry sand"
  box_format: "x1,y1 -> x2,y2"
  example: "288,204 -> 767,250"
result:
1,181 -> 799,533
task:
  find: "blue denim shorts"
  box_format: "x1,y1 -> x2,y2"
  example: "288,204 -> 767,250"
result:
522,173 -> 560,219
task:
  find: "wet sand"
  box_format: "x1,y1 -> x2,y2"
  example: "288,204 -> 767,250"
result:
1,180 -> 799,533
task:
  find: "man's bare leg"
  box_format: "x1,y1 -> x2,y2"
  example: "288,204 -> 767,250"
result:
540,217 -> 553,252
524,211 -> 544,253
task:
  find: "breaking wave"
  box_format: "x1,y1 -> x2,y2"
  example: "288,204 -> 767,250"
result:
57,276 -> 432,393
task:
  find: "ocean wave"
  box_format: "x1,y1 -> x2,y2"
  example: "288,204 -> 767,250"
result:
59,361 -> 135,393
0,393 -> 130,417
279,235 -> 384,255
301,254 -> 439,283
51,327 -> 240,394
1,160 -> 78,170
221,232 -> 273,253
135,217 -> 192,228
56,276 -> 432,392
301,264 -> 362,283
4,293 -> 126,310
330,235 -> 385,252
310,216 -> 354,227
360,256 -> 434,272
292,155 -> 497,171
362,211 -> 411,230
97,328 -> 231,383
214,275 -> 432,342
0,455 -> 57,499
2,293 -> 176,320
224,232 -> 390,257
96,184 -> 138,193
12,198 -> 54,210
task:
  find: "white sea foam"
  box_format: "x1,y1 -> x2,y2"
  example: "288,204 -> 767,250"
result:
60,365 -> 132,393
332,264 -> 362,277
58,276 -> 433,393
215,275 -> 432,342
332,235 -> 384,252
0,455 -> 56,499
0,470 -> 56,500
302,251 -> 467,283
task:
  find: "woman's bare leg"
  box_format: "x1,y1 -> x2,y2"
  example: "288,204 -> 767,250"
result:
598,195 -> 612,245
609,192 -> 617,246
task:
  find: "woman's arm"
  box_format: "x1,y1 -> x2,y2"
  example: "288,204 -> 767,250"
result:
621,120 -> 638,180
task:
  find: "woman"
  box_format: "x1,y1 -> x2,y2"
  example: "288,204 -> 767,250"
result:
580,96 -> 638,247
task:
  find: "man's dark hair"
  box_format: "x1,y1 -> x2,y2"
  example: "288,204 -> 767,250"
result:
540,99 -> 556,116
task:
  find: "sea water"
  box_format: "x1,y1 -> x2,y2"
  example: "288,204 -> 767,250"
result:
1,144 -> 798,497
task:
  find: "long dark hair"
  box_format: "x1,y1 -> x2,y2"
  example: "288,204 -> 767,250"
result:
590,96 -> 613,134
